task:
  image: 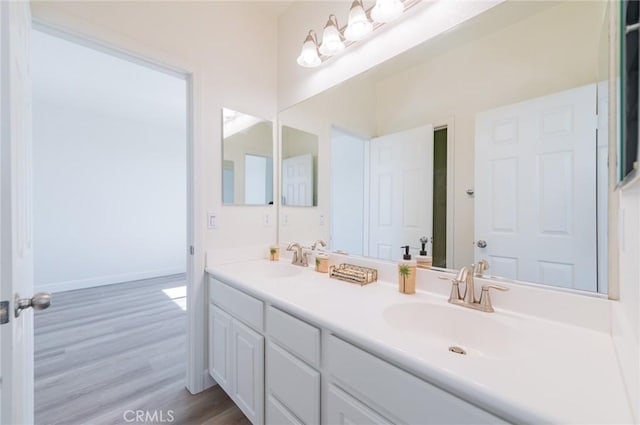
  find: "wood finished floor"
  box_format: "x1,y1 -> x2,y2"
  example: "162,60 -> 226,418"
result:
34,275 -> 250,425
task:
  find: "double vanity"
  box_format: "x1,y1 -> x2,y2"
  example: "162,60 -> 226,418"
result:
206,258 -> 632,424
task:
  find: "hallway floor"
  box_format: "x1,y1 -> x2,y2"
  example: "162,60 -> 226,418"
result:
34,274 -> 249,425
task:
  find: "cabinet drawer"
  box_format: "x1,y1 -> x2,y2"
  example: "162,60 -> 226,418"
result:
210,277 -> 264,332
267,395 -> 303,425
328,384 -> 392,425
327,335 -> 504,425
267,342 -> 320,425
267,306 -> 320,367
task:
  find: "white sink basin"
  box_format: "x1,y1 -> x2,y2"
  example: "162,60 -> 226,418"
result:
244,261 -> 303,279
383,302 -> 520,358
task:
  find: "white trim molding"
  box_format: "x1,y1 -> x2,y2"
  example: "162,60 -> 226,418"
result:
36,268 -> 186,293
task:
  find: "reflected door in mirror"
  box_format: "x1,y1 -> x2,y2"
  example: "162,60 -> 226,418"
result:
281,125 -> 319,207
282,154 -> 313,206
369,125 -> 434,260
475,84 -> 598,291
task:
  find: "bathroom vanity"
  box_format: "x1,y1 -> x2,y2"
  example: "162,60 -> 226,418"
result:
206,260 -> 632,425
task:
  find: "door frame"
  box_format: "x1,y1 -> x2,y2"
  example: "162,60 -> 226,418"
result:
433,116 -> 455,269
31,19 -> 209,394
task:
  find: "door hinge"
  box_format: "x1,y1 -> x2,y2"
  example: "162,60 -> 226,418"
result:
0,300 -> 9,325
190,245 -> 194,255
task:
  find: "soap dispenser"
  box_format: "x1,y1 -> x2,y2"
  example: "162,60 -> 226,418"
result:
398,246 -> 417,294
416,236 -> 433,269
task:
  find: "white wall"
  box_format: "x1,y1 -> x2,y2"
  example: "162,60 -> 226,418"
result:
614,178 -> 640,420
30,0 -> 280,393
33,99 -> 186,292
31,0 -> 281,255
32,30 -> 187,292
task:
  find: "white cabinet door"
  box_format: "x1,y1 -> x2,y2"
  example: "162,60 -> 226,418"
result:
232,319 -> 264,424
327,385 -> 391,425
209,305 -> 232,392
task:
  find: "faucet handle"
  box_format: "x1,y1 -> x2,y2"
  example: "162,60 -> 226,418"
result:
311,240 -> 327,250
439,276 -> 462,302
474,259 -> 490,277
448,281 -> 461,302
479,284 -> 509,312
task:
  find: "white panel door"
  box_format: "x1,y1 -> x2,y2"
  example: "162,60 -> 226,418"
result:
475,84 -> 597,291
232,319 -> 264,425
209,305 -> 232,393
0,1 -> 36,423
369,125 -> 434,260
282,154 -> 313,206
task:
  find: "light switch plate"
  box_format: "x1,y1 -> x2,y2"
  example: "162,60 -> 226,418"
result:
207,212 -> 217,229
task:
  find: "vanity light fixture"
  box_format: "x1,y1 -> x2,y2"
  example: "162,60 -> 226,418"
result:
296,30 -> 321,68
296,0 -> 421,68
319,15 -> 345,57
371,0 -> 405,23
344,0 -> 373,41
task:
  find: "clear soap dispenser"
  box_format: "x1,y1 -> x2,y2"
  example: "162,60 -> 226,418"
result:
398,246 -> 417,294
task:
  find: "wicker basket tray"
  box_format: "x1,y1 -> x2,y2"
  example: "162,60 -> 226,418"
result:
329,263 -> 378,286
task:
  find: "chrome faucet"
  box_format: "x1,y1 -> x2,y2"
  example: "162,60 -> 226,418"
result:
446,262 -> 508,313
287,242 -> 309,267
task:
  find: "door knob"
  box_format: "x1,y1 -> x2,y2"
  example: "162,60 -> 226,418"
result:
15,292 -> 51,317
476,240 -> 487,248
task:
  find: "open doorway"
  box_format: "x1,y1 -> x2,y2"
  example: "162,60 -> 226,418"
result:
30,27 -> 204,424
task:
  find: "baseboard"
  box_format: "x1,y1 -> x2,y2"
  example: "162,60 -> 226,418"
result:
204,370 -> 216,390
36,267 -> 186,293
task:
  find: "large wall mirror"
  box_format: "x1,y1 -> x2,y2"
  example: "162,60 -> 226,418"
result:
278,0 -> 611,294
222,108 -> 274,206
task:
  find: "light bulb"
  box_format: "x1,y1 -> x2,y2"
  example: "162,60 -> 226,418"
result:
371,0 -> 404,23
297,31 -> 321,68
319,15 -> 345,56
344,0 -> 372,42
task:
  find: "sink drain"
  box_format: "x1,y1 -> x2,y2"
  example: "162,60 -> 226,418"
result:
448,346 -> 467,355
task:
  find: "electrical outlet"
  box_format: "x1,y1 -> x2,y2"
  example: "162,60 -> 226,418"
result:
319,213 -> 325,226
207,212 -> 217,229
263,212 -> 271,227
282,214 -> 289,226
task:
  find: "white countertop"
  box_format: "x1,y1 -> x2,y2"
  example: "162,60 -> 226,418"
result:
207,260 -> 633,424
